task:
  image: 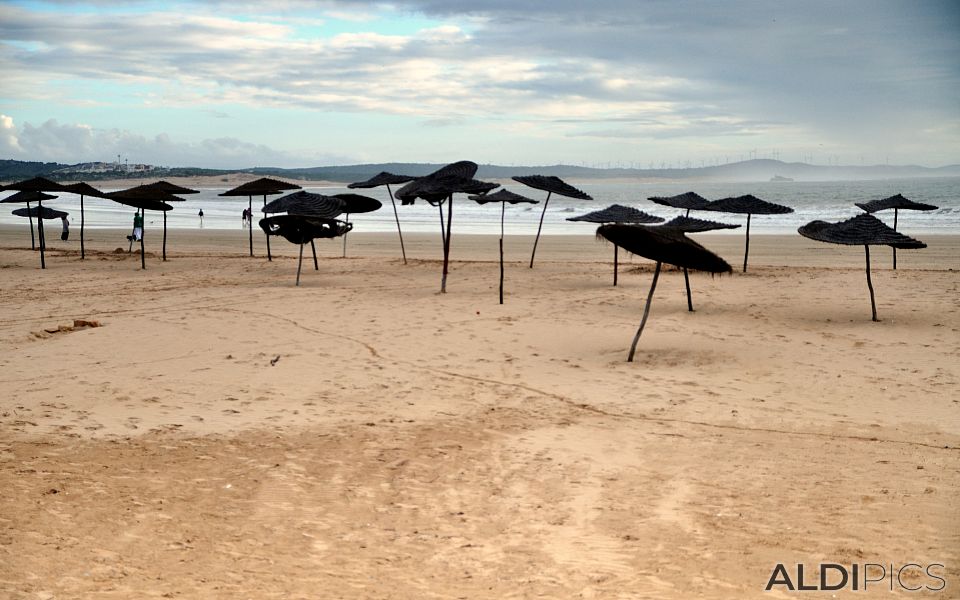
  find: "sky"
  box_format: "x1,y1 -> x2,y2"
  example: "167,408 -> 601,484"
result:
0,0 -> 958,169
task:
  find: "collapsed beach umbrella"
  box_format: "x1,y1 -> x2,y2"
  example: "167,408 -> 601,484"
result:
647,191 -> 710,217
2,177 -> 67,268
396,161 -> 499,293
598,223 -> 732,361
798,213 -> 926,322
104,190 -> 173,270
347,172 -> 417,263
855,194 -> 938,269
1,190 -> 57,251
567,204 -> 663,286
330,193 -> 382,257
512,175 -> 592,268
220,178 -> 302,259
468,189 -> 538,304
261,191 -> 351,285
62,182 -> 106,260
660,216 -> 741,311
703,194 -> 793,273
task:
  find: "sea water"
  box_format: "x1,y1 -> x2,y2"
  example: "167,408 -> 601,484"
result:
1,177 -> 957,236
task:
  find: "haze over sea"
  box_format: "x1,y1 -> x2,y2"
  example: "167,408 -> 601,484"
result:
2,177 -> 957,236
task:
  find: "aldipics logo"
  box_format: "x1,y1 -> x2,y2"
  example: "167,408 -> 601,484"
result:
765,563 -> 946,592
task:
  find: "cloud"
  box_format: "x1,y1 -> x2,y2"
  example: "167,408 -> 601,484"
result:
0,1 -> 957,165
0,115 -> 353,168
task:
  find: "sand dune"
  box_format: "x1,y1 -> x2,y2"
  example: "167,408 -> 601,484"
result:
1,226 -> 957,598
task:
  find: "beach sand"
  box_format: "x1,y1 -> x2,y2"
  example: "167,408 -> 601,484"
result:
1,225 -> 958,598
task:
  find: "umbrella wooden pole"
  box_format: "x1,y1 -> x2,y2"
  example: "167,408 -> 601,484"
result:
683,268 -> 694,311
441,195 -> 453,293
80,195 -> 85,259
26,201 -> 35,250
264,195 -> 272,262
499,201 -> 505,304
386,184 -> 407,264
296,242 -> 304,286
628,261 -> 661,362
36,201 -> 46,269
742,213 -> 751,273
438,203 -> 447,247
311,239 -> 318,270
613,245 -> 618,286
140,208 -> 146,270
529,191 -> 552,268
342,213 -> 350,257
865,245 -> 878,322
892,208 -> 898,270
248,195 -> 254,257
162,211 -> 167,261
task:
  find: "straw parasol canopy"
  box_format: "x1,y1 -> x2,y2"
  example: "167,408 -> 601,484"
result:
61,182 -> 106,260
348,172 -> 417,264
647,191 -> 710,216
568,204 -> 664,286
395,161 -> 499,293
13,205 -> 68,219
659,215 -> 741,311
106,188 -> 174,270
330,193 -> 382,258
259,191 -> 352,286
798,213 -> 926,321
703,194 -> 793,273
220,177 -> 302,259
597,223 -> 732,361
512,174 -> 592,268
854,194 -> 938,269
468,189 -> 539,304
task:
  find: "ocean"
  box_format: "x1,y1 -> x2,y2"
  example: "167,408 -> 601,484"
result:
2,177 -> 957,236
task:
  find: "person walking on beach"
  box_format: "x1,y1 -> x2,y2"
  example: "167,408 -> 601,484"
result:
241,208 -> 248,228
198,208 -> 204,228
133,211 -> 143,241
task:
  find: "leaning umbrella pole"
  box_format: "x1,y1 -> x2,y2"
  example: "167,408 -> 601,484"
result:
864,245 -> 877,322
386,184 -> 407,264
529,191 -> 552,268
628,261 -> 662,362
500,201 -> 505,303
441,195 -> 454,293
26,201 -> 36,250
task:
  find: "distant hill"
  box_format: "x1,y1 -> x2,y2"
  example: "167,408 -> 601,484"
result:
2,158 -> 959,184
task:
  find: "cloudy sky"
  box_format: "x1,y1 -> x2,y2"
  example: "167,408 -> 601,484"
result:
1,0 -> 958,169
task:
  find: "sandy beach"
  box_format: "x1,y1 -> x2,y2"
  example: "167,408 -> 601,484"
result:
1,225 -> 957,598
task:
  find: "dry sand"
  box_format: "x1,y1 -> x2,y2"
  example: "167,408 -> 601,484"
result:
1,225 -> 958,598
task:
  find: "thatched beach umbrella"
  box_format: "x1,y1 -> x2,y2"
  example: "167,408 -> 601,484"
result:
2,176 -> 67,268
660,215 -> 741,311
62,182 -> 106,260
703,194 -> 793,273
139,181 -> 199,261
568,204 -> 663,286
647,191 -> 710,217
468,189 -> 538,304
330,193 -> 382,258
261,191 -> 351,286
220,178 -> 302,259
512,175 -> 592,268
12,205 -> 68,220
105,190 -> 173,270
598,223 -> 732,361
113,185 -> 187,262
396,161 -> 499,293
855,194 -> 938,269
348,172 -> 417,263
1,190 -> 57,251
798,213 -> 926,321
